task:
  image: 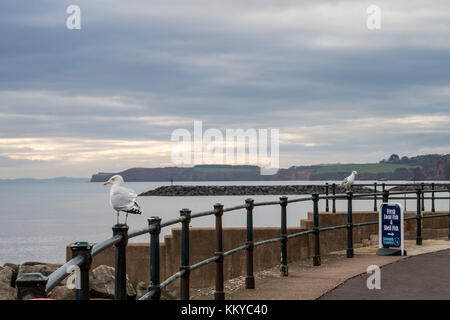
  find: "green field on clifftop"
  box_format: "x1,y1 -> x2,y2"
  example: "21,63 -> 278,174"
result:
193,167 -> 257,173
315,163 -> 419,174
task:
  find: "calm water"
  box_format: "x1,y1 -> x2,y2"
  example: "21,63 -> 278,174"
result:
1,180 -> 449,264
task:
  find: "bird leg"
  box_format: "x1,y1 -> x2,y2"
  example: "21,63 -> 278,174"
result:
124,213 -> 129,226
116,211 -> 120,225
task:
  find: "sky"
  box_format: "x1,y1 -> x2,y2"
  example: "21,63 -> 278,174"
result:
0,0 -> 449,178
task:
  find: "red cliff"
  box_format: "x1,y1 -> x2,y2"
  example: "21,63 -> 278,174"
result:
432,154 -> 450,180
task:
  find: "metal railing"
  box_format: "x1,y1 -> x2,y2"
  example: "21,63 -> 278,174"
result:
15,182 -> 450,300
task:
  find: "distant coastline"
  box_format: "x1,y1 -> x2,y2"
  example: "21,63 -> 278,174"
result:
0,177 -> 89,183
91,154 -> 450,183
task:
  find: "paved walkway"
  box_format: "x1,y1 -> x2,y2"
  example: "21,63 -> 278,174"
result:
192,239 -> 450,300
320,248 -> 450,300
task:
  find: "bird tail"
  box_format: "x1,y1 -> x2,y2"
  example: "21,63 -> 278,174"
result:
126,202 -> 142,215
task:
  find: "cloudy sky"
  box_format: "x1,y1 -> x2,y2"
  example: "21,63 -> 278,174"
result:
1,0 -> 449,178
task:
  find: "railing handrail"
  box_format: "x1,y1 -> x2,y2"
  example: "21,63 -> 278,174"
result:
348,182 -> 450,186
137,186 -> 450,300
24,183 -> 450,299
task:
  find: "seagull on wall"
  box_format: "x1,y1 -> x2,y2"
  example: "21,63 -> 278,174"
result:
104,175 -> 142,225
341,171 -> 358,192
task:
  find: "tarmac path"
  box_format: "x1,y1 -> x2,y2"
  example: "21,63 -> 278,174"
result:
320,249 -> 450,300
191,240 -> 450,300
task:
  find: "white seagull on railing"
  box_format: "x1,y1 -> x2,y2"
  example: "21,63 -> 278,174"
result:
341,171 -> 358,192
104,175 -> 142,225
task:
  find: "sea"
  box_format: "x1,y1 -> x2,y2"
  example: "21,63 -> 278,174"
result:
1,180 -> 449,265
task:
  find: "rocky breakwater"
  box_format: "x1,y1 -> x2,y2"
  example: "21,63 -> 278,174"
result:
0,261 -> 67,300
390,185 -> 450,192
140,185 -> 373,196
0,262 -> 165,300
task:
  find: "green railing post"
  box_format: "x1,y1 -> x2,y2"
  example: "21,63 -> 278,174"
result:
381,189 -> 391,249
16,273 -> 48,300
373,182 -> 378,211
416,189 -> 422,245
312,193 -> 321,266
325,183 -> 329,212
280,196 -> 288,276
346,192 -> 354,258
214,203 -> 225,300
70,241 -> 92,300
431,183 -> 435,212
245,198 -> 255,289
148,216 -> 161,300
112,224 -> 129,300
332,183 -> 336,213
180,209 -> 191,300
421,183 -> 425,211
383,189 -> 390,203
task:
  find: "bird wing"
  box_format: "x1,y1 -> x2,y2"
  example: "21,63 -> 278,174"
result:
110,185 -> 138,211
125,202 -> 142,215
341,176 -> 349,185
348,175 -> 355,184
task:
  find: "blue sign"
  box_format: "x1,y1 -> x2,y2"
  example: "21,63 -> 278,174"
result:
380,203 -> 402,248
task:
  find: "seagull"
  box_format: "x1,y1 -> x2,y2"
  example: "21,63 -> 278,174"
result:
104,175 -> 142,225
341,171 -> 358,192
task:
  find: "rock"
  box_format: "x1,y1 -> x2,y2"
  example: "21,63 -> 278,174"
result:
162,289 -> 178,300
21,261 -> 62,269
2,263 -> 18,287
0,282 -> 16,300
135,281 -> 177,300
370,234 -> 379,245
3,263 -> 18,272
135,281 -> 148,300
48,286 -> 74,300
90,265 -> 136,299
17,262 -> 62,280
0,266 -> 15,287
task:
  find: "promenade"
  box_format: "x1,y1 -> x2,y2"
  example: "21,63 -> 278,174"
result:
321,246 -> 450,300
192,239 -> 450,300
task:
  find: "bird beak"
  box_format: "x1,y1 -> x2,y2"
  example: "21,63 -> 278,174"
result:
103,181 -> 110,186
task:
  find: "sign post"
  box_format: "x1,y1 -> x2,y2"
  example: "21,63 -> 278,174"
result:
376,203 -> 406,256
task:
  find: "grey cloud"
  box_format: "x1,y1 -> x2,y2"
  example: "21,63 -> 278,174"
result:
0,156 -> 44,167
0,0 -> 449,177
